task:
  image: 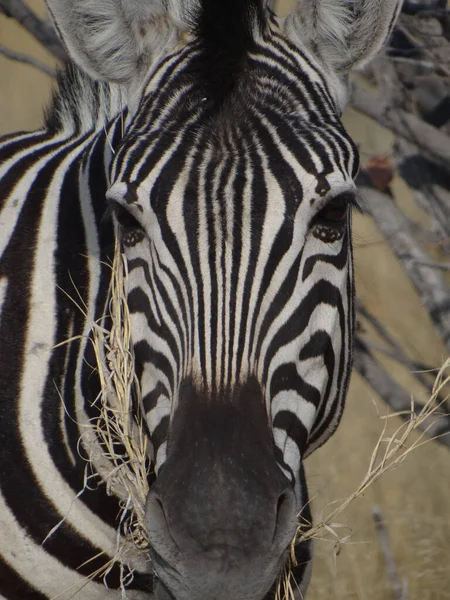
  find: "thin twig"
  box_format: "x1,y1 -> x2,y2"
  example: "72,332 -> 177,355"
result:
361,338 -> 434,371
397,22 -> 450,77
389,55 -> 437,71
357,301 -> 433,373
358,186 -> 450,351
357,301 -> 450,414
0,43 -> 56,77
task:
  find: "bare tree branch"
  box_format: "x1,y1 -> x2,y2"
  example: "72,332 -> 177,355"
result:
389,55 -> 436,71
0,0 -> 67,63
358,304 -> 437,373
397,22 -> 450,76
350,84 -> 450,165
371,54 -> 406,110
411,258 -> 450,271
0,44 -> 56,77
395,138 -> 450,256
372,506 -> 408,600
357,301 -> 450,415
358,185 -> 450,351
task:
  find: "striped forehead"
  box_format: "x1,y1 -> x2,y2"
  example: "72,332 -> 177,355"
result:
111,35 -> 358,193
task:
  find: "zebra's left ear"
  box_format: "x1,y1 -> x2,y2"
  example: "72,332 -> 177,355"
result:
283,0 -> 402,73
45,0 -> 188,83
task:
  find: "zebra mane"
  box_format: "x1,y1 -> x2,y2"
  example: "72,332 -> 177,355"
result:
196,0 -> 264,52
190,0 -> 266,105
44,62 -> 125,135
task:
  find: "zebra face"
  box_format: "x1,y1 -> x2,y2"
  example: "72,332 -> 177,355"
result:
106,31 -> 358,600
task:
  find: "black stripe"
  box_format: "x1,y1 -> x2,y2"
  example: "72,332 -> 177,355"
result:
272,410 -> 308,456
142,381 -> 171,414
0,138 -> 126,587
308,283 -> 347,449
134,339 -> 175,395
302,232 -> 349,281
263,279 -> 342,380
271,363 -> 321,408
128,286 -> 180,370
0,557 -> 47,600
151,415 -> 170,458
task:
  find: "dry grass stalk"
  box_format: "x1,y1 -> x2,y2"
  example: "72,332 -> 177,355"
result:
88,240 -> 151,585
278,357 -> 450,599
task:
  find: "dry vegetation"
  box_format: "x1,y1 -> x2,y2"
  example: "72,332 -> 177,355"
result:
0,1 -> 449,599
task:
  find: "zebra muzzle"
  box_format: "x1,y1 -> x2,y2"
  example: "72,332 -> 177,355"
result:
145,378 -> 298,600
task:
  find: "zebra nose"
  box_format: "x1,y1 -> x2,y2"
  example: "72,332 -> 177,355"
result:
146,483 -> 297,558
146,482 -> 297,600
146,485 -> 296,546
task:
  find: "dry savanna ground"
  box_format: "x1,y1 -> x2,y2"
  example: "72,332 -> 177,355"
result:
0,1 -> 449,599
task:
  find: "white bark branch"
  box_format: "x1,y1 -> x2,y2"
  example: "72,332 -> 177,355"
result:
358,186 -> 450,351
372,506 -> 408,600
350,84 -> 450,165
0,0 -> 67,62
0,44 -> 56,77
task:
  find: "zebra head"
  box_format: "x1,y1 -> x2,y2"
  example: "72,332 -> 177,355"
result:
46,1 -> 401,598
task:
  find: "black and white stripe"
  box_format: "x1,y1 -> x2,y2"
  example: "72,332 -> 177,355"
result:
0,69 -> 153,598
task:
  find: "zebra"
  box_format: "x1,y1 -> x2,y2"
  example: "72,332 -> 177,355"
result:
0,1 -> 402,599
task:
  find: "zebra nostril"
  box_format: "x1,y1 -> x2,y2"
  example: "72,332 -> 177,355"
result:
276,493 -> 287,518
146,491 -> 171,537
273,489 -> 296,546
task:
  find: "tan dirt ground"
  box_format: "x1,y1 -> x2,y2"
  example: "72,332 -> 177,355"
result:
1,1 -> 449,599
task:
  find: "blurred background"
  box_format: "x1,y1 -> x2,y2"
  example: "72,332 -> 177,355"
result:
0,1 -> 449,598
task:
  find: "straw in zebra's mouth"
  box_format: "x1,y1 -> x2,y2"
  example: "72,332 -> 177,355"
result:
89,239 -> 151,582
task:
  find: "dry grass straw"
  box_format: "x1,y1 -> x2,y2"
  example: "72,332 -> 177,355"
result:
276,357 -> 450,600
89,240 -> 151,581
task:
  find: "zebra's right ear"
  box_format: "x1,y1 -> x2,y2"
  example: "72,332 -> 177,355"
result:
45,0 -> 188,83
283,0 -> 402,74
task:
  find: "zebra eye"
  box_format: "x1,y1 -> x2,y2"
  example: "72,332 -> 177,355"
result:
316,194 -> 351,224
111,202 -> 143,232
108,202 -> 145,247
310,193 -> 357,243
